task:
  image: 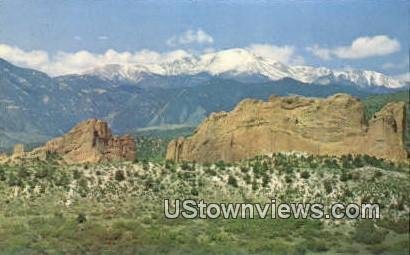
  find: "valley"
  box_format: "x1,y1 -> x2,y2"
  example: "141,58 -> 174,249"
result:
0,56 -> 408,150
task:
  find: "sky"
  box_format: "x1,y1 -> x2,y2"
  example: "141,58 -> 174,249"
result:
0,0 -> 408,79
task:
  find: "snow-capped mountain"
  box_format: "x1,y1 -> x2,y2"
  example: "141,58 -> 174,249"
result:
86,48 -> 404,89
0,56 -> 406,149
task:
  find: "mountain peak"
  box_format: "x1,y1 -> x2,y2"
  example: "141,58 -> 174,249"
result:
80,49 -> 405,89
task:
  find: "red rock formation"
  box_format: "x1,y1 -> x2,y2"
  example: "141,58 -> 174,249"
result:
166,94 -> 407,163
33,119 -> 136,164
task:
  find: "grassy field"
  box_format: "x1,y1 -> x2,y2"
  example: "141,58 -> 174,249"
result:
0,154 -> 408,254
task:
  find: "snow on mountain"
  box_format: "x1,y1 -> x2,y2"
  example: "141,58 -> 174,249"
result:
332,70 -> 402,88
86,48 -> 405,89
88,64 -> 154,82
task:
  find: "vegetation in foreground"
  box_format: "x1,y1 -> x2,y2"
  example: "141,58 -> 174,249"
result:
0,153 -> 408,255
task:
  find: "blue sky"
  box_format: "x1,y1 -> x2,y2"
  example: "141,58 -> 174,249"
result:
0,0 -> 408,77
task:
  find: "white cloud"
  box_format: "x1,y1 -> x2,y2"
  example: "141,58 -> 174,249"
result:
0,43 -> 193,76
307,35 -> 401,60
74,36 -> 82,41
167,29 -> 214,47
0,43 -> 302,76
306,45 -> 332,60
98,35 -> 109,40
247,44 -> 305,65
0,43 -> 304,76
0,44 -> 49,68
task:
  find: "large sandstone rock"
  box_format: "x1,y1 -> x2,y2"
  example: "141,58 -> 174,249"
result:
12,144 -> 25,159
31,119 -> 136,164
0,153 -> 8,163
166,94 -> 407,163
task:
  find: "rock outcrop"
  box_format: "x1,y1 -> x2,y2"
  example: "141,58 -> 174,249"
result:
12,144 -> 25,159
166,94 -> 407,163
29,119 -> 136,164
0,153 -> 7,163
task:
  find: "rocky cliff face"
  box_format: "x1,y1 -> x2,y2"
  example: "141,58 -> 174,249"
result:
166,94 -> 407,163
28,119 -> 136,164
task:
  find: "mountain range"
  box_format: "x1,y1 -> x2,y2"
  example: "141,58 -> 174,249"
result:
87,48 -> 405,89
0,50 -> 408,150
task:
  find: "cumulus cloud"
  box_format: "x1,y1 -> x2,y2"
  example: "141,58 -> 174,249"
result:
0,43 -> 303,76
0,43 -> 192,76
167,29 -> 214,47
247,44 -> 304,65
0,44 -> 50,68
307,35 -> 400,60
306,45 -> 332,60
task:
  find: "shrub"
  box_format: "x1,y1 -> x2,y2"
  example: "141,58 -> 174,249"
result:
353,156 -> 364,168
7,173 -> 23,187
114,170 -> 126,182
0,167 -> 6,181
373,170 -> 383,179
351,172 -> 361,181
353,221 -> 387,244
262,161 -> 269,172
77,213 -> 87,224
324,159 -> 339,169
55,173 -> 70,187
243,174 -> 251,184
35,167 -> 51,179
17,167 -> 30,178
323,180 -> 333,194
191,188 -> 199,196
215,160 -> 226,170
305,239 -> 329,252
262,174 -> 270,187
181,161 -> 190,170
300,171 -> 310,179
165,160 -> 174,169
251,180 -> 258,191
78,178 -> 88,189
377,218 -> 409,234
206,168 -> 217,176
72,169 -> 82,180
340,171 -> 352,182
240,166 -> 249,173
227,175 -> 238,188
